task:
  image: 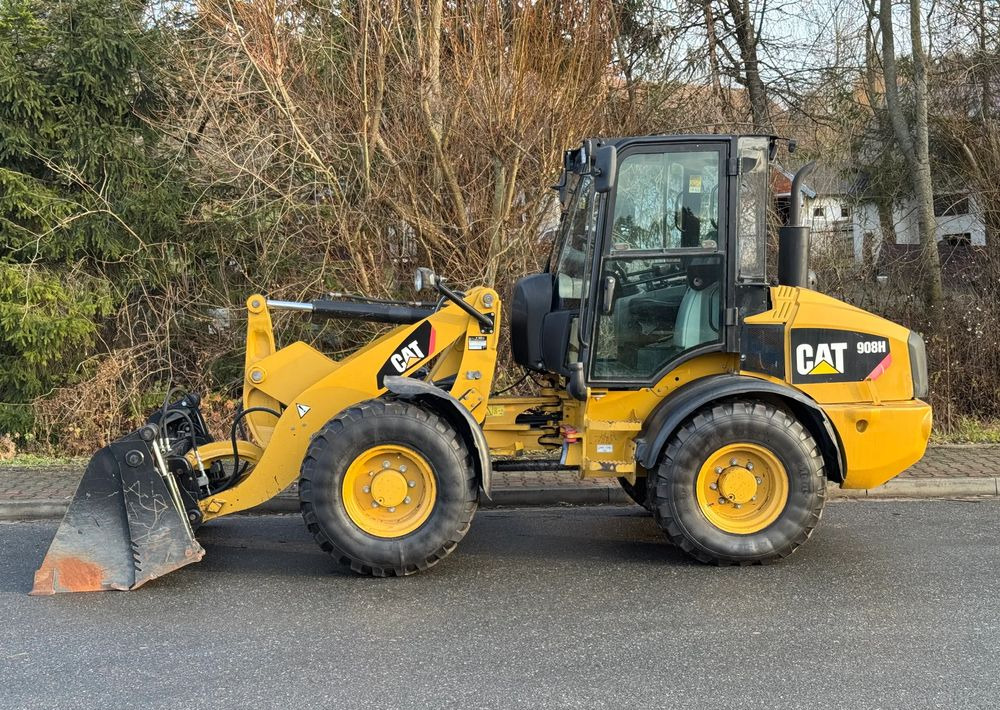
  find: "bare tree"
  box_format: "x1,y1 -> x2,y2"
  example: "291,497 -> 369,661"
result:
878,0 -> 943,308
701,0 -> 772,130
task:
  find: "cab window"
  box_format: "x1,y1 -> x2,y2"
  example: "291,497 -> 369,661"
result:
550,175 -> 596,310
609,151 -> 720,252
592,148 -> 725,382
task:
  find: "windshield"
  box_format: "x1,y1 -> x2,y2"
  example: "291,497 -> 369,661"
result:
610,151 -> 721,251
548,175 -> 596,309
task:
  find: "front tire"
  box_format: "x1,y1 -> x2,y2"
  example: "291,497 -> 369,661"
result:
299,399 -> 478,576
651,400 -> 826,565
617,473 -> 651,511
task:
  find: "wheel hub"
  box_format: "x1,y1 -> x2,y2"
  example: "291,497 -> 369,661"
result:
341,444 -> 436,538
717,467 -> 757,504
695,443 -> 789,535
371,470 -> 408,507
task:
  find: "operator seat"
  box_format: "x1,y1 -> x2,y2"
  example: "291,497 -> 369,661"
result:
674,267 -> 721,350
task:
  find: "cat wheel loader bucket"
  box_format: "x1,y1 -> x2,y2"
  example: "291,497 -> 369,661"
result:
31,425 -> 204,595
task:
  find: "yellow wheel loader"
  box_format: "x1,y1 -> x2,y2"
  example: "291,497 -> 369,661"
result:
32,135 -> 932,593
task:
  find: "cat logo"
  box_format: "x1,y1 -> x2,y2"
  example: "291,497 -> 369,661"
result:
795,342 -> 847,376
390,341 -> 425,373
789,329 -> 891,384
376,321 -> 435,388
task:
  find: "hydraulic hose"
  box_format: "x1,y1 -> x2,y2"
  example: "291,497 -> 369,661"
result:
218,405 -> 281,493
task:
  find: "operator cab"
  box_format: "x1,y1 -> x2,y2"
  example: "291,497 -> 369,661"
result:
511,134 -> 774,397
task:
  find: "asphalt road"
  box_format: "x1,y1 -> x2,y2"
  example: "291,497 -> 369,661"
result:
1,501 -> 998,709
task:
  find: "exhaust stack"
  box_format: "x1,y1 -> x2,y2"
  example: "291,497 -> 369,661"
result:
777,162 -> 816,288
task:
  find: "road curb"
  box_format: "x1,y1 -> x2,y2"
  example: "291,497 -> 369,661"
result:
0,500 -> 74,521
3,476 -> 998,521
830,476 -> 999,498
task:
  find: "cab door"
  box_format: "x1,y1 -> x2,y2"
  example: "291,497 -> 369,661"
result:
587,142 -> 729,386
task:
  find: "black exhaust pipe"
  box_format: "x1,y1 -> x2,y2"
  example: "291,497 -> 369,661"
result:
777,161 -> 816,288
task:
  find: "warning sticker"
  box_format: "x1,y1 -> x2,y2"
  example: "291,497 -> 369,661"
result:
689,175 -> 702,194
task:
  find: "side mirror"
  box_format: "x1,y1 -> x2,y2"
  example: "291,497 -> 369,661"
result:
594,145 -> 617,194
601,275 -> 617,315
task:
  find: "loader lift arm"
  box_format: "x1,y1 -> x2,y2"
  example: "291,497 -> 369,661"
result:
195,285 -> 501,521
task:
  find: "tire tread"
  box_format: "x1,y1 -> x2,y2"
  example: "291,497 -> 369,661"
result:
299,398 -> 477,577
652,399 -> 826,565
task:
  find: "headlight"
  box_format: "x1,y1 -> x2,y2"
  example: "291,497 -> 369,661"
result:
414,267 -> 436,293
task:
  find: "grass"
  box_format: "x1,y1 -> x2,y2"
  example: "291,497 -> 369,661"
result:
0,453 -> 88,468
932,416 -> 1000,445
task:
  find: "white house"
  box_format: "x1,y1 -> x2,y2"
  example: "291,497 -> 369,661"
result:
851,194 -> 986,262
778,164 -> 987,264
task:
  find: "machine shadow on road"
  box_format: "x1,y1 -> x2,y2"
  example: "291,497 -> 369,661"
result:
191,509 -> 696,582
6,508 -> 705,596
179,515 -> 357,581
459,507 -> 700,568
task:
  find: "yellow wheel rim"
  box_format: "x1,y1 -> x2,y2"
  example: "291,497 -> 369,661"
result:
341,444 -> 437,538
695,443 -> 789,534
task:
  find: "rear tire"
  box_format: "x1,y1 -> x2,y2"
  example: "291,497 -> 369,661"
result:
299,398 -> 478,576
651,400 -> 825,565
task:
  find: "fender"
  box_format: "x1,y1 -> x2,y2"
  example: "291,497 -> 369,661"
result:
383,376 -> 493,498
634,374 -> 844,482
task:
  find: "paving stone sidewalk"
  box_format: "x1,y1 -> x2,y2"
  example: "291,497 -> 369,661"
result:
1,444 -> 998,511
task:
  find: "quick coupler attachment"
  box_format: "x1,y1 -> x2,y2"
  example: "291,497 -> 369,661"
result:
31,424 -> 205,594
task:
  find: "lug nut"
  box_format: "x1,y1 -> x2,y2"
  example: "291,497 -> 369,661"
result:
363,486 -> 370,493
730,458 -> 738,466
734,503 -> 742,509
399,465 -> 407,473
755,477 -> 762,484
388,507 -> 396,513
408,481 -> 416,488
718,497 -> 726,505
404,496 -> 411,504
709,483 -> 718,490
746,462 -> 754,471
750,496 -> 757,502
382,460 -> 390,468
715,467 -> 723,474
371,501 -> 379,508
